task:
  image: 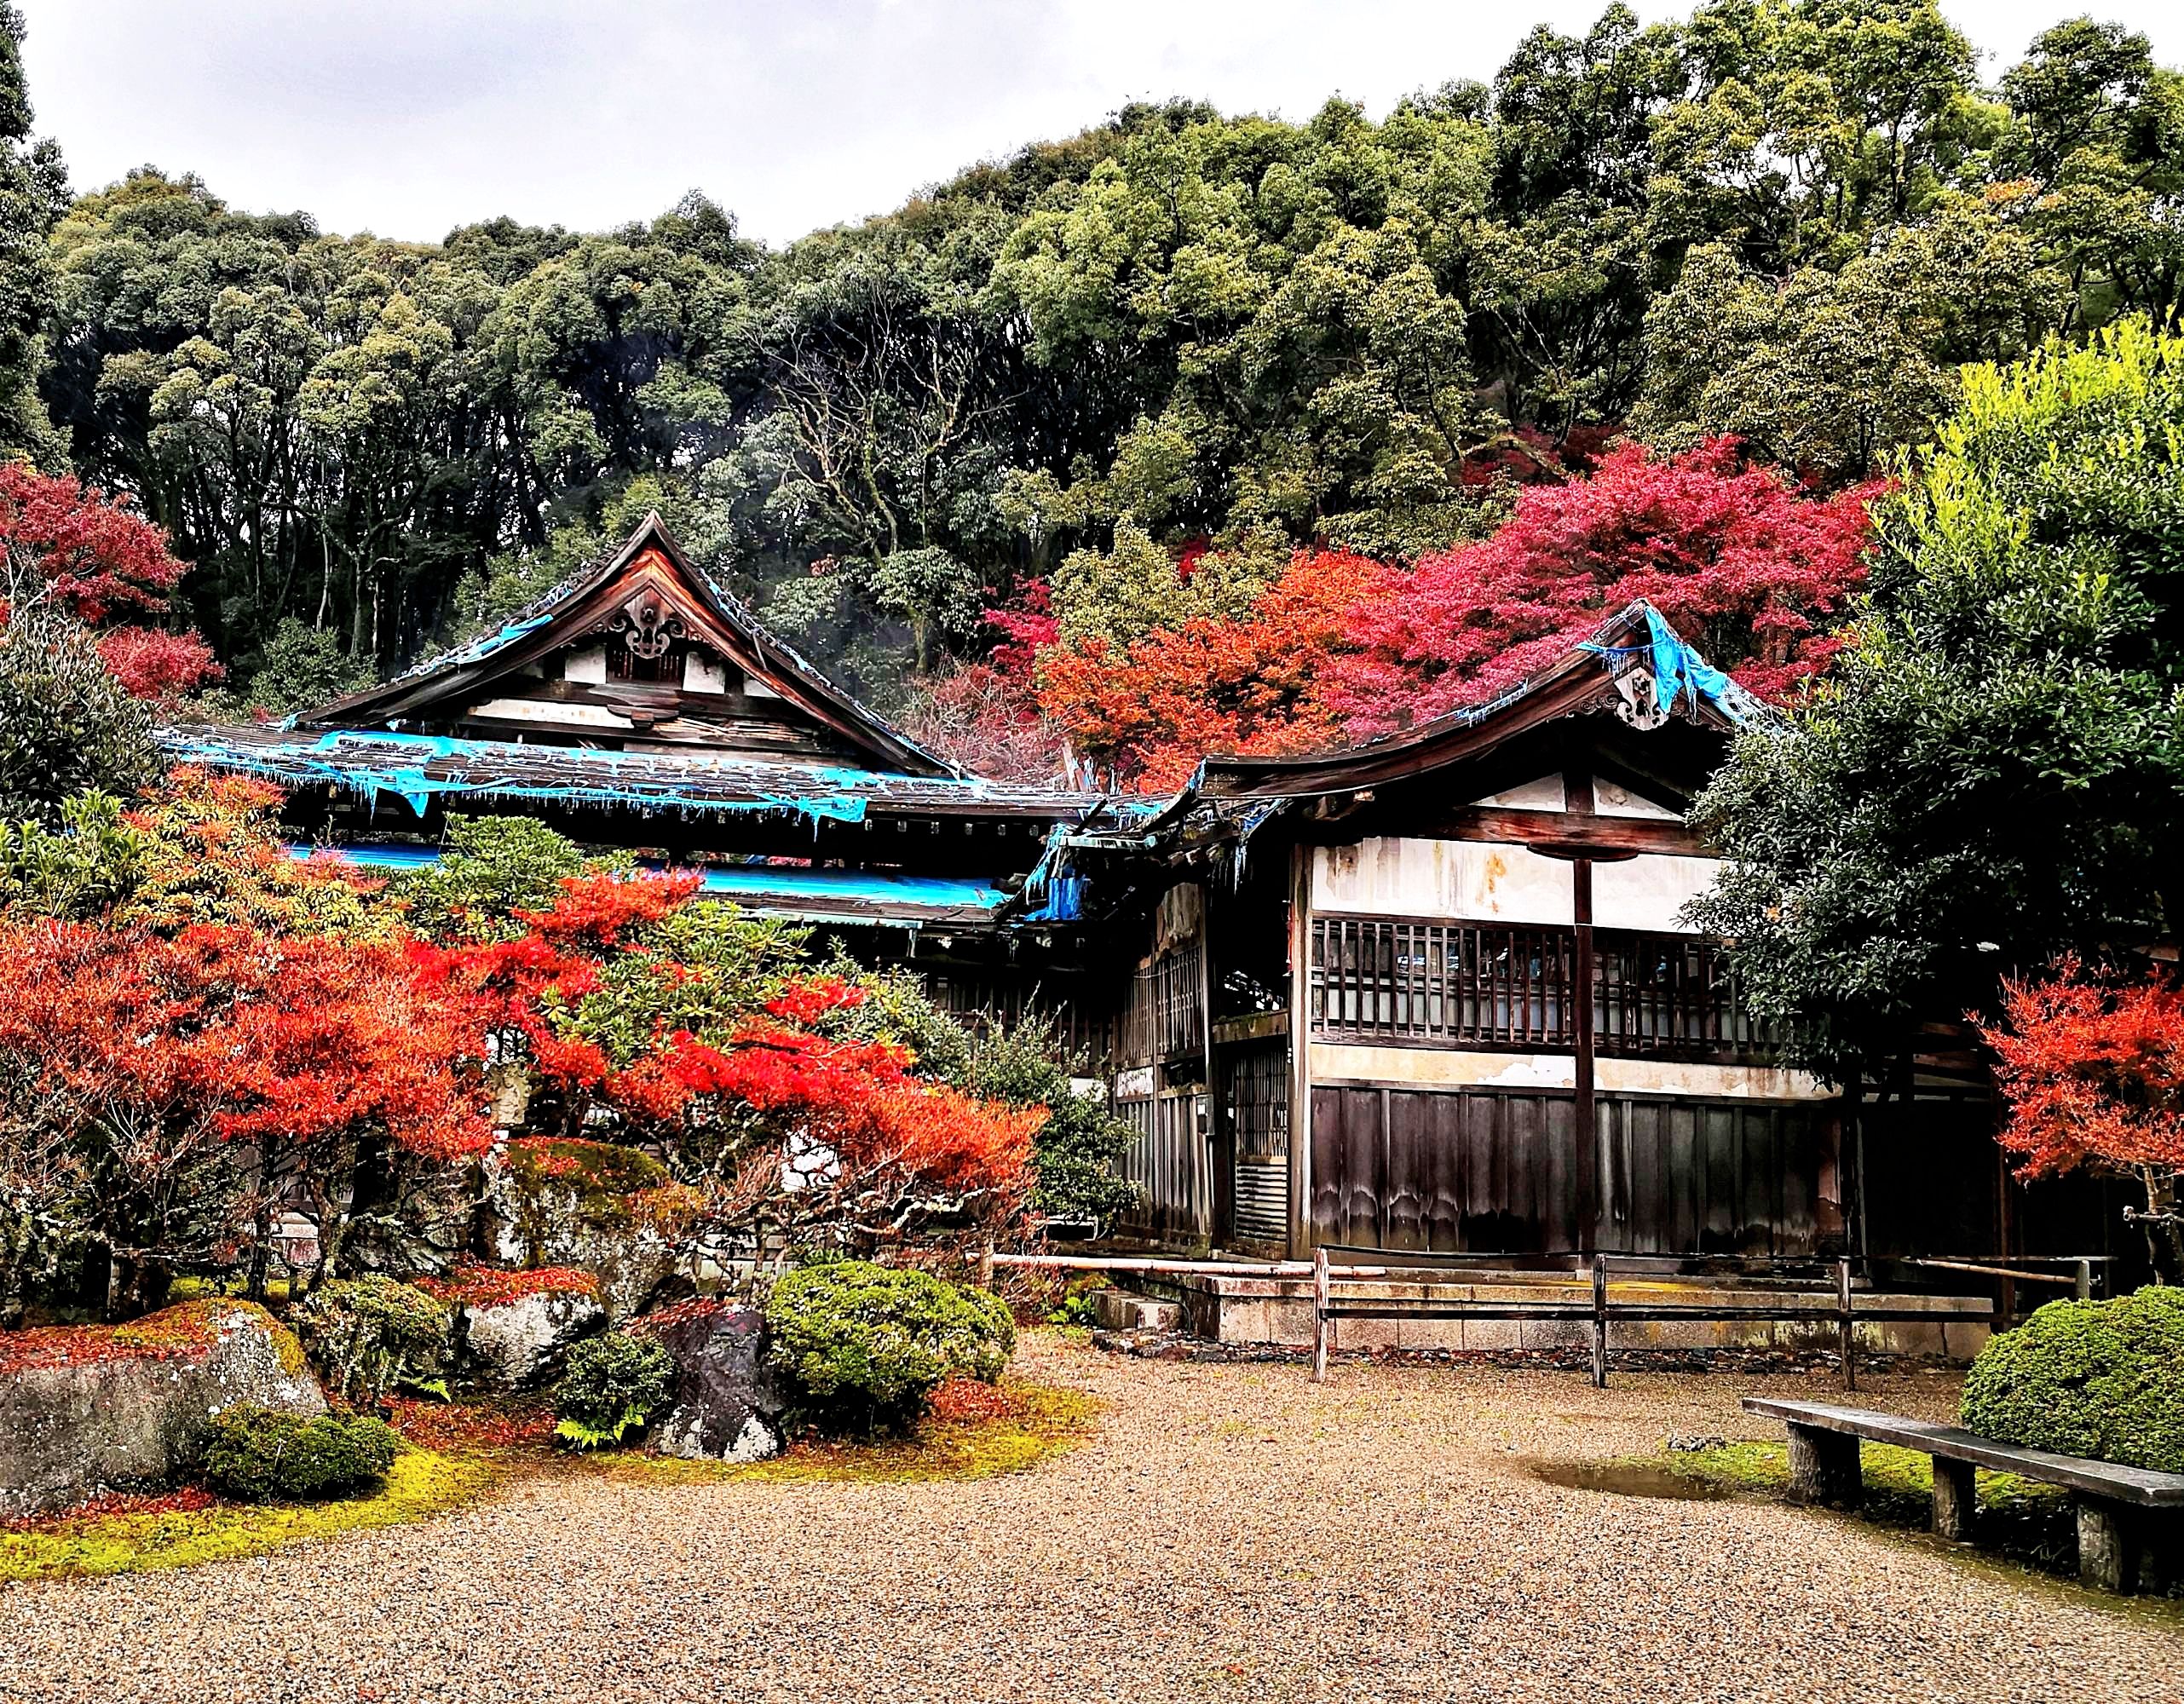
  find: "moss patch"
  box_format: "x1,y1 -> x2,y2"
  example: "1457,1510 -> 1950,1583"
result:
0,1448 -> 494,1585
603,1379 -> 1100,1488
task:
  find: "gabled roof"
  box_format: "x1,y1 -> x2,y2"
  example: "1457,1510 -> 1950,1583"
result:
299,512 -> 956,778
1194,601 -> 1773,802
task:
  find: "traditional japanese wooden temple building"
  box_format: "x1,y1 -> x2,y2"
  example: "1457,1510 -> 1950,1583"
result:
166,515 -> 2129,1281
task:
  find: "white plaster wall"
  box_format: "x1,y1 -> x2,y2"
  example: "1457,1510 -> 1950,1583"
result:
684,649 -> 730,693
1590,852 -> 1721,933
563,645 -> 608,684
1313,838 -> 1573,925
1310,1043 -> 1576,1089
1593,1058 -> 1835,1102
1308,1045 -> 1833,1102
1471,773 -> 1565,811
1594,778 -> 1681,820
470,696 -> 627,728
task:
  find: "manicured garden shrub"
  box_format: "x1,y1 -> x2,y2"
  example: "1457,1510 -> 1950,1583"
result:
553,1331 -> 675,1449
291,1275 -> 453,1405
764,1261 -> 1015,1436
202,1405 -> 403,1501
1960,1287 -> 2184,1474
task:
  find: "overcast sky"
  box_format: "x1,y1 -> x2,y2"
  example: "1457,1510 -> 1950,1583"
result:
21,1 -> 2184,247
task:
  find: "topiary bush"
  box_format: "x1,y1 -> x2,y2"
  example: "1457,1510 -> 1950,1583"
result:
202,1405 -> 404,1501
553,1331 -> 675,1450
1960,1287 -> 2184,1474
291,1275 -> 454,1405
764,1260 -> 1016,1437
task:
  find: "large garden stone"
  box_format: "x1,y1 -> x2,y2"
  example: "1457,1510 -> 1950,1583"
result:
0,1300 -> 326,1517
460,1287 -> 607,1390
481,1137 -> 702,1323
631,1299 -> 786,1463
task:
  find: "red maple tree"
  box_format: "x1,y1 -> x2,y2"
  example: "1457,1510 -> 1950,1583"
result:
1034,547 -> 1392,791
1323,439 -> 1876,736
0,918 -> 491,1311
0,464 -> 222,700
1980,960 -> 2184,1278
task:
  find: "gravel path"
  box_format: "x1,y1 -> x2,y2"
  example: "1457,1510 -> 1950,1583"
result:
3,1334 -> 2176,1704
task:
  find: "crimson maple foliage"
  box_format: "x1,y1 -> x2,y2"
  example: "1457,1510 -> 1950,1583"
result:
0,918 -> 490,1306
1325,440 -> 1876,735
1980,960 -> 2184,1275
1034,548 -> 1392,791
0,465 -> 222,700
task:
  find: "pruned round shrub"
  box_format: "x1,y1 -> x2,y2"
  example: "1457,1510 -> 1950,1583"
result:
553,1331 -> 674,1450
291,1275 -> 453,1405
764,1261 -> 1015,1437
203,1405 -> 403,1501
1960,1287 -> 2184,1474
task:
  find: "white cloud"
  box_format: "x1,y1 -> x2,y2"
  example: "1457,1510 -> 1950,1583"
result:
20,0 -> 2182,245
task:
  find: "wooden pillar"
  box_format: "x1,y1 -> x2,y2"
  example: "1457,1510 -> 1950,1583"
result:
1288,843 -> 1314,1258
1311,1245 -> 1330,1382
1570,768 -> 1598,1251
1786,1424 -> 1862,1507
1930,1457 -> 1977,1541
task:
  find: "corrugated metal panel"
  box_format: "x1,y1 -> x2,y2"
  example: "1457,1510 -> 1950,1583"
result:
1234,1160 -> 1288,1242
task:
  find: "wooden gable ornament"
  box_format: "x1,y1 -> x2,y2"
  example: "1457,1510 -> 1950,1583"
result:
299,514 -> 952,776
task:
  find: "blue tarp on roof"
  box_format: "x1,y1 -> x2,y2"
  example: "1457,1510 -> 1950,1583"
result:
291,843 -> 1009,922
168,727 -> 1145,828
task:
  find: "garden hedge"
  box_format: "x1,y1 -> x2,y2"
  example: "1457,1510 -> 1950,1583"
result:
765,1261 -> 1014,1436
1960,1286 -> 2184,1474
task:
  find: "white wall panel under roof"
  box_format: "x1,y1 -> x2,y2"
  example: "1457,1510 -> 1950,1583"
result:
1590,852 -> 1721,933
1469,772 -> 1565,810
1594,777 -> 1682,820
1314,837 -> 1573,926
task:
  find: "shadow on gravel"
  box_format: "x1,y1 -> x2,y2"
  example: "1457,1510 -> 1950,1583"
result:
1521,1459 -> 1737,1500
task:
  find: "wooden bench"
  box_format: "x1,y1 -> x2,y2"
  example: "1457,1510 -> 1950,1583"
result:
1742,1397 -> 2184,1594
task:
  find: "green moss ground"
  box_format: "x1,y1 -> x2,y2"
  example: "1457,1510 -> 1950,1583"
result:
0,1449 -> 495,1585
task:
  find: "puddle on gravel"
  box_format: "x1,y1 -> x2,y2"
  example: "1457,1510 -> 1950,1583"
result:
1522,1459 -> 1736,1500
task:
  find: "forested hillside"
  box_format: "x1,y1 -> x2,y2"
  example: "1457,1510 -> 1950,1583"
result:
3,2 -> 2180,773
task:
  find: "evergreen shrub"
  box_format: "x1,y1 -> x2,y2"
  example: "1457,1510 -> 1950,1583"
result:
765,1260 -> 1014,1436
553,1331 -> 674,1449
291,1275 -> 453,1405
1960,1287 -> 2184,1473
203,1405 -> 403,1501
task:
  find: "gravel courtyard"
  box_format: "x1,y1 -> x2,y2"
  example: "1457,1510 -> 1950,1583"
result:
3,1333 -> 2175,1704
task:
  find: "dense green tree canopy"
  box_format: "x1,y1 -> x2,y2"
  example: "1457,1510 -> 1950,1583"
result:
1689,319 -> 2184,1085
15,3 -> 2184,716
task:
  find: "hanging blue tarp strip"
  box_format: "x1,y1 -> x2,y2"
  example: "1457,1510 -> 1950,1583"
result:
1580,605 -> 1756,725
289,843 -> 1008,914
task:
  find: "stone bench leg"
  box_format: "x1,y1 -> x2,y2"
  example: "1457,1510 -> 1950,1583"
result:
1930,1457 -> 1976,1540
2075,1497 -> 2143,1594
1787,1423 -> 1861,1508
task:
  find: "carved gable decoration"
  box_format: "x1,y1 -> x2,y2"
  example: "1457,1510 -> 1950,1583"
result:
298,516 -> 953,776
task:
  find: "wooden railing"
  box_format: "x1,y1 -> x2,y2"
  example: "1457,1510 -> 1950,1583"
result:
1308,914 -> 1777,1062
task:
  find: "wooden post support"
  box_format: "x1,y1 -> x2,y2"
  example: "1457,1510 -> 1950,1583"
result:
1311,1246 -> 1329,1383
2076,1258 -> 2094,1303
2076,1497 -> 2143,1594
1836,1257 -> 1857,1394
977,1237 -> 995,1291
1786,1423 -> 1863,1508
1930,1456 -> 1978,1541
1590,1255 -> 1608,1390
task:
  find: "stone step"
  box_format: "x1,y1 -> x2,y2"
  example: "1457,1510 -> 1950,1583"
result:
1091,1289 -> 1183,1333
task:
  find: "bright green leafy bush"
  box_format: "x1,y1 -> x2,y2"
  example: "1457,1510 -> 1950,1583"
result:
291,1275 -> 453,1405
765,1260 -> 1015,1436
202,1405 -> 403,1501
1961,1287 -> 2184,1474
553,1331 -> 674,1450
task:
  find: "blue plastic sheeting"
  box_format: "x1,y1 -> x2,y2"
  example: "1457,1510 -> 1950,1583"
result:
167,728 -> 1017,825
290,843 -> 1008,916
1580,604 -> 1760,725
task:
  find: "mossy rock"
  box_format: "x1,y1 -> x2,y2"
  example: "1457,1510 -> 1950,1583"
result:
486,1138 -> 702,1322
